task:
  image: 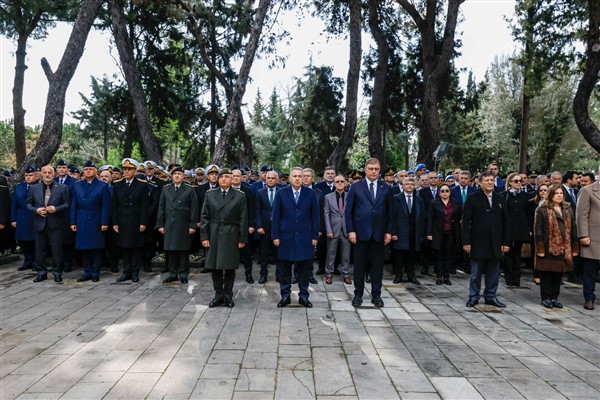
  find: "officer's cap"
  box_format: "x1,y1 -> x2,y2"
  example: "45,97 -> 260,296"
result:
98,165 -> 114,174
121,158 -> 139,170
143,160 -> 157,169
206,164 -> 220,174
168,164 -> 184,174
83,160 -> 96,169
56,159 -> 67,167
24,165 -> 36,174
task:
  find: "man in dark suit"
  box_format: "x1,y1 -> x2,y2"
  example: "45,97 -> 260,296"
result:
232,168 -> 256,283
451,171 -> 477,273
391,177 -> 425,284
462,171 -> 511,308
315,166 -> 336,195
55,159 -> 77,272
345,158 -> 392,308
302,168 -> 324,282
0,175 -> 9,255
488,163 -> 505,193
272,166 -> 320,308
26,165 -> 70,282
418,171 -> 440,275
111,159 -> 150,283
255,171 -> 279,284
562,171 -> 579,212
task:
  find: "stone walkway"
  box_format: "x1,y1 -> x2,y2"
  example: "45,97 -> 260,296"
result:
1,259 -> 599,400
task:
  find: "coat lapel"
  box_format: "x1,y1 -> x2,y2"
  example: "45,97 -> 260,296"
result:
218,189 -> 234,210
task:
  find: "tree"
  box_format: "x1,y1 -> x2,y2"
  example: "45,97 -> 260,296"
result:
573,0 -> 600,152
395,0 -> 464,168
12,0 -> 104,186
0,0 -> 77,167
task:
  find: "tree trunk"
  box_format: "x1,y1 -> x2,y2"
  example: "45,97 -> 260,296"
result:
573,0 -> 600,153
123,99 -> 134,157
237,112 -> 253,166
367,0 -> 388,165
12,34 -> 29,168
518,92 -> 531,173
328,0 -> 362,172
109,0 -> 162,162
12,0 -> 104,187
397,0 -> 464,169
211,0 -> 271,165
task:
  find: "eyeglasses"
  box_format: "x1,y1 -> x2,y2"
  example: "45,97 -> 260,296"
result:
334,180 -> 346,183
439,189 -> 450,193
511,179 -> 522,183
539,189 -> 548,192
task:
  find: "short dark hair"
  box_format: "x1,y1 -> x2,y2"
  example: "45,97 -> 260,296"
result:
582,172 -> 595,181
480,170 -> 494,181
562,171 -> 576,184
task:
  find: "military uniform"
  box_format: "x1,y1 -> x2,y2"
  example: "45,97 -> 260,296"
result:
11,179 -> 37,271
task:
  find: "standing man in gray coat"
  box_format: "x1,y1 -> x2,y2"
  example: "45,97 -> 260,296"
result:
323,175 -> 352,285
201,168 -> 248,308
577,179 -> 600,310
156,164 -> 198,284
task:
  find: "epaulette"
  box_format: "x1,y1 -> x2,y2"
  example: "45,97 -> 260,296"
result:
0,184 -> 7,188
74,180 -> 83,184
147,181 -> 157,188
113,178 -> 124,183
164,183 -> 173,188
208,186 -> 219,191
136,178 -> 148,183
185,182 -> 198,188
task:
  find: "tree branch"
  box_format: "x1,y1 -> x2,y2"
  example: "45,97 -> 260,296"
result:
395,0 -> 424,29
40,57 -> 53,80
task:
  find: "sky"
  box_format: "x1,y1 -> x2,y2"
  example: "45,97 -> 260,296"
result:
0,0 -> 517,127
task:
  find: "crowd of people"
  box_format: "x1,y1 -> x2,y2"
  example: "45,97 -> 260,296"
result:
0,158 -> 598,311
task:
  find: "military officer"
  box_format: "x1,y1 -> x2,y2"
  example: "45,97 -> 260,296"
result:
201,168 -> 248,307
156,164 -> 198,284
70,160 -> 111,282
111,158 -> 150,283
55,159 -> 77,272
11,166 -> 38,271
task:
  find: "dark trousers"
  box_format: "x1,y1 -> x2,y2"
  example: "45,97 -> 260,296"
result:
143,228 -> 158,269
469,257 -> 500,301
392,247 -> 418,280
539,270 -> 562,301
19,240 -> 35,270
316,236 -> 327,272
121,247 -> 142,276
280,259 -> 310,301
35,228 -> 63,276
353,239 -> 384,298
582,257 -> 600,302
434,232 -> 455,278
167,251 -> 190,278
105,229 -> 120,272
63,243 -> 75,272
212,269 -> 236,301
240,245 -> 253,274
81,249 -> 103,278
258,228 -> 277,278
504,241 -> 523,285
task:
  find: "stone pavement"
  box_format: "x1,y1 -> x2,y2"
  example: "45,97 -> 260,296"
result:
1,259 -> 599,400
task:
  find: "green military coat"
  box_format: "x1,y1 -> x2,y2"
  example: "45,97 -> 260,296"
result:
200,188 -> 248,270
156,183 -> 198,251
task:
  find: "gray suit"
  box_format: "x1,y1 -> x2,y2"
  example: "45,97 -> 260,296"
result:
26,182 -> 70,277
324,191 -> 351,277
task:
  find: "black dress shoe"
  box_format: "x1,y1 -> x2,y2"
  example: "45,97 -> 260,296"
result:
542,299 -> 553,309
393,276 -> 403,284
225,300 -> 235,308
309,277 -> 318,285
485,298 -> 506,308
209,298 -> 224,308
371,296 -> 384,307
200,268 -> 212,274
116,274 -> 132,283
17,265 -> 31,271
292,277 -> 298,284
299,298 -> 313,308
132,275 -> 140,283
466,299 -> 479,307
54,276 -> 63,283
552,300 -> 563,309
180,277 -> 188,284
436,278 -> 443,285
443,278 -> 452,285
258,276 -> 267,284
351,295 -> 363,307
316,269 -> 325,276
277,297 -> 291,308
162,276 -> 178,283
365,273 -> 371,283
92,277 -> 99,282
421,268 -> 428,275
77,275 -> 92,282
245,274 -> 254,284
409,277 -> 420,285
33,275 -> 47,283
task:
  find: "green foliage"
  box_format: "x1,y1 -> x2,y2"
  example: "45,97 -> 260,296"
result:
0,0 -> 78,40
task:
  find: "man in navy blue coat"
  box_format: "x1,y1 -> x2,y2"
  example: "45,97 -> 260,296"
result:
272,166 -> 320,308
345,158 -> 392,308
11,166 -> 38,272
70,161 -> 111,282
55,159 -> 77,272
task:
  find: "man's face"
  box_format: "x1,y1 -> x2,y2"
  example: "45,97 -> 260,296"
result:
83,167 -> 97,180
364,163 -> 380,181
551,174 -> 562,185
481,175 -> 495,193
241,174 -> 248,182
71,172 -> 80,180
219,174 -> 232,190
453,169 -> 462,177
56,165 -> 68,177
529,176 -> 536,185
384,175 -> 395,185
428,172 -> 439,187
146,166 -> 154,177
265,172 -> 278,188
302,172 -> 314,187
24,172 -> 37,184
231,170 -> 242,186
122,167 -> 135,180
260,171 -> 267,181
207,171 -> 218,184
419,176 -> 429,188
580,176 -> 593,187
324,169 -> 335,183
112,171 -> 122,180
488,164 -> 499,177
573,174 -> 581,186
99,171 -> 112,183
290,170 -> 303,189
403,181 -> 415,194
334,176 -> 347,192
538,176 -> 550,187
172,171 -> 184,184
459,174 -> 470,187
41,167 -> 54,184
398,171 -> 408,181
195,173 -> 204,182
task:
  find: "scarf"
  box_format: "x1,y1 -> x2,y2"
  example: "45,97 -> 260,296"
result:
547,206 -> 572,266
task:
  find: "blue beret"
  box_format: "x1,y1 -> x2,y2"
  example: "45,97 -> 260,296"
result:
231,164 -> 239,170
407,170 -> 414,175
415,164 -> 426,171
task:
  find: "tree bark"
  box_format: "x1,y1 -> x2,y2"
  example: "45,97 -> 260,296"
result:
518,4 -> 535,174
12,0 -> 104,186
396,0 -> 464,169
518,91 -> 531,173
367,0 -> 388,165
573,0 -> 600,153
328,0 -> 362,172
211,0 -> 271,165
109,0 -> 162,162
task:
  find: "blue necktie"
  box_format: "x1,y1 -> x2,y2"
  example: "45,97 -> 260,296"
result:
370,182 -> 375,200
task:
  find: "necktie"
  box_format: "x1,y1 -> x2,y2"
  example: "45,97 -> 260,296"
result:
329,185 -> 333,192
60,179 -> 64,184
338,193 -> 344,212
294,191 -> 299,204
175,186 -> 178,192
222,190 -> 227,198
487,194 -> 492,208
570,188 -> 575,202
407,195 -> 412,212
127,181 -> 131,187
462,187 -> 466,203
26,185 -> 30,191
370,182 -> 375,200
269,188 -> 274,206
432,188 -> 436,198
44,185 -> 51,206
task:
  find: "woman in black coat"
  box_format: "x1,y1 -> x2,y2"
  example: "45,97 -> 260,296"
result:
426,183 -> 462,285
527,184 -> 549,285
501,172 -> 532,287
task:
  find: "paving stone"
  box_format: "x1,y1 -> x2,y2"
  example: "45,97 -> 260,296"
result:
346,355 -> 399,399
313,347 -> 355,396
60,382 -> 113,400
429,377 -> 484,399
242,352 -> 278,369
549,380 -> 600,398
277,357 -> 313,371
468,377 -> 526,399
152,356 -> 205,395
190,378 -> 236,399
385,366 -> 436,392
199,362 -> 240,379
235,368 -> 276,392
274,370 -> 315,399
